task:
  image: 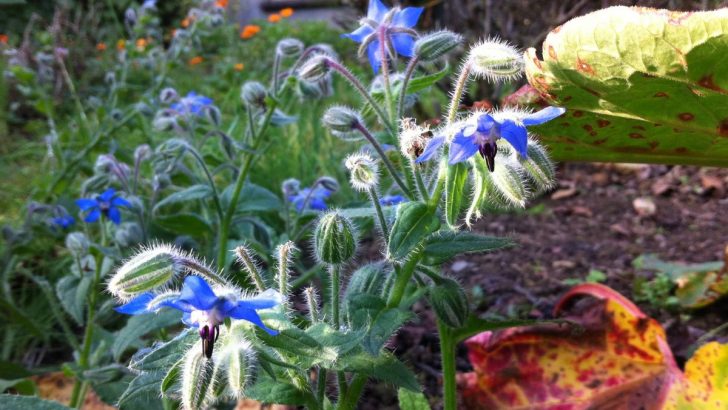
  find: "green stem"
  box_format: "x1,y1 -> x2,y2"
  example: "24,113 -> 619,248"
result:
337,374 -> 367,410
378,27 -> 396,123
272,53 -> 282,97
187,148 -> 224,222
397,57 -> 419,119
353,123 -> 413,200
216,101 -> 277,270
411,159 -> 429,201
437,320 -> 458,410
330,265 -> 340,329
368,188 -> 389,242
325,58 -> 396,136
386,253 -> 422,309
57,56 -> 93,139
446,63 -> 472,124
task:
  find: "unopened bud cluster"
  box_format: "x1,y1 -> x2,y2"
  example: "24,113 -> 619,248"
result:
313,211 -> 357,265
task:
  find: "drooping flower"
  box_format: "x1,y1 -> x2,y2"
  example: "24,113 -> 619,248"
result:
170,91 -> 213,116
75,188 -> 131,225
342,0 -> 423,73
416,106 -> 566,171
288,186 -> 331,212
116,276 -> 280,358
379,195 -> 405,206
52,214 -> 75,229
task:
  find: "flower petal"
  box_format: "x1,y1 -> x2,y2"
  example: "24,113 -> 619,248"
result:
75,198 -> 98,211
391,33 -> 415,57
84,208 -> 101,223
449,132 -> 479,164
367,0 -> 389,21
522,106 -> 566,126
99,188 -> 116,202
115,293 -> 154,315
342,25 -> 374,43
178,276 -> 219,310
499,120 -> 529,157
477,113 -> 496,132
228,307 -> 278,335
112,196 -> 132,208
238,289 -> 282,310
107,206 -> 121,225
393,7 -> 423,28
310,197 -> 328,211
367,40 -> 383,73
415,135 -> 445,163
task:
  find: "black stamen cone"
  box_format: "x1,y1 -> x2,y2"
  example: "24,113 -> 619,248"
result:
200,325 -> 218,358
479,142 -> 497,172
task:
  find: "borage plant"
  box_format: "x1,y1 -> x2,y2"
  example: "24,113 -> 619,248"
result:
108,1 -> 566,409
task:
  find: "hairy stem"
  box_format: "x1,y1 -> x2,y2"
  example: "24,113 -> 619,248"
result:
353,123 -> 413,199
397,57 -> 419,119
437,320 -> 458,410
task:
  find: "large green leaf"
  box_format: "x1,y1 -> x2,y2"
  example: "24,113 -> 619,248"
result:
0,395 -> 68,410
422,231 -> 515,265
525,7 -> 728,167
112,310 -> 182,360
387,202 -> 440,261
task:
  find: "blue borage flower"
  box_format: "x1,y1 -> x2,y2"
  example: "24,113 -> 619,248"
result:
416,106 -> 566,171
116,275 -> 280,358
170,91 -> 213,116
288,186 -> 331,212
379,195 -> 406,206
75,188 -> 131,225
342,0 -> 423,73
52,214 -> 75,229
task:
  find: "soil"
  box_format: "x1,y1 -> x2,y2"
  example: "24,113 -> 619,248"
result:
362,162 -> 728,409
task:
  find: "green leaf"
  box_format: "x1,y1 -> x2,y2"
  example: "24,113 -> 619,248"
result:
387,202 -> 440,261
152,184 -> 212,214
247,376 -> 316,407
256,326 -> 336,367
154,213 -> 212,236
129,330 -> 196,372
398,388 -> 432,410
445,162 -> 468,228
397,64 -> 450,95
117,371 -> 166,410
112,310 -> 182,360
0,379 -> 36,395
423,231 -> 515,265
525,7 -> 728,167
55,275 -> 92,325
452,316 -> 566,343
336,350 -> 420,391
305,323 -> 366,356
363,308 -> 412,355
0,395 -> 69,409
221,183 -> 280,215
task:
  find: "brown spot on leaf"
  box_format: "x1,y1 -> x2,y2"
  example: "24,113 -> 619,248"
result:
583,124 -> 593,132
560,122 -> 570,127
649,141 -> 659,150
573,110 -> 584,118
576,58 -> 596,76
678,113 -> 694,121
629,133 -> 645,139
584,87 -> 601,97
562,96 -> 573,102
719,119 -> 728,137
698,75 -> 727,93
597,119 -> 610,128
632,125 -> 646,131
654,92 -> 669,98
548,45 -> 557,60
674,147 -> 688,154
590,131 -> 597,137
593,138 -> 607,146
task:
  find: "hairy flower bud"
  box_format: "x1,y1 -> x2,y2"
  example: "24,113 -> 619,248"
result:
297,55 -> 331,83
414,30 -> 462,62
276,38 -> 304,58
217,340 -> 255,398
65,232 -> 89,257
427,277 -> 470,328
345,153 -> 379,191
519,140 -> 556,193
303,287 -> 320,322
240,81 -> 267,110
181,345 -> 215,410
281,178 -> 301,197
234,245 -> 266,292
322,106 -> 362,141
313,211 -> 357,265
160,87 -> 178,104
134,144 -> 152,163
203,105 -> 221,127
316,176 -> 339,193
467,38 -> 523,82
276,241 -> 297,298
489,157 -> 527,208
152,110 -> 177,131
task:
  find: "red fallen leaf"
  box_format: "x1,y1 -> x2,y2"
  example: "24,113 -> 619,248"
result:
458,283 -> 728,409
502,84 -> 549,108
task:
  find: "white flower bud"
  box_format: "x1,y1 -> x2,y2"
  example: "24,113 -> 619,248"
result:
467,38 -> 523,82
345,153 -> 379,192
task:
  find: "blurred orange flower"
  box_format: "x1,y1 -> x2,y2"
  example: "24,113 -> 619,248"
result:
116,39 -> 126,50
182,17 -> 192,28
280,8 -> 294,18
215,0 -> 228,7
135,38 -> 148,51
0,34 -> 8,44
234,63 -> 244,71
268,14 -> 281,23
240,25 -> 261,39
189,56 -> 204,66
96,42 -> 107,51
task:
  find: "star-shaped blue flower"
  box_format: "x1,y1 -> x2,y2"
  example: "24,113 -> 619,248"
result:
170,91 -> 213,116
416,107 -> 566,171
379,195 -> 406,206
75,188 -> 131,225
342,0 -> 423,73
51,214 -> 75,229
116,275 -> 280,357
288,186 -> 331,212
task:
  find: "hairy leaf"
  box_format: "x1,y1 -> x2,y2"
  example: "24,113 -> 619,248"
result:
387,202 -> 440,261
524,7 -> 728,167
422,231 -> 515,265
459,283 -> 728,409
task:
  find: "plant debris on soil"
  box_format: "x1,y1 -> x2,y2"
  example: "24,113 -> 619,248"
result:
362,162 -> 728,410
